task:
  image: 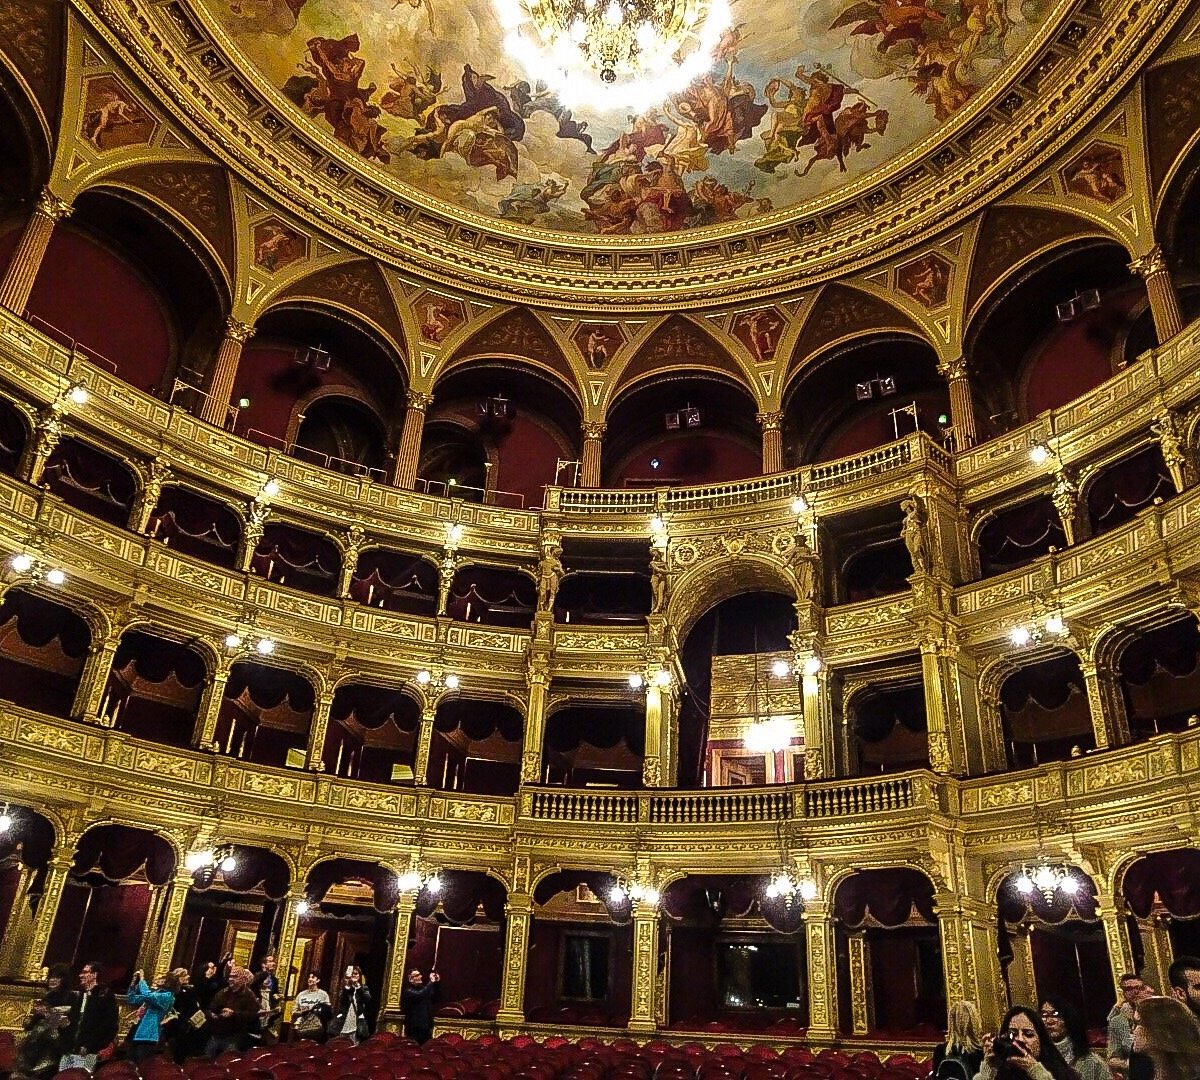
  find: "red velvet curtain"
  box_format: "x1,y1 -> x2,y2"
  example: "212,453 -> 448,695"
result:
1123,849 -> 1200,919
306,859 -> 398,912
72,824 -> 175,885
834,868 -> 936,928
979,497 -> 1066,575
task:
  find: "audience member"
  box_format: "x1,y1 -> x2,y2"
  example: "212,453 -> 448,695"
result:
292,972 -> 332,1042
1134,996 -> 1200,1080
252,953 -> 283,1040
402,968 -> 440,1046
205,965 -> 260,1058
165,966 -> 206,1063
333,965 -> 373,1045
935,1000 -> 985,1080
61,961 -> 119,1074
1040,996 -> 1109,1080
1112,974 -> 1156,1074
975,1005 -> 1081,1080
126,969 -> 180,1063
1169,957 -> 1200,1021
13,963 -> 75,1080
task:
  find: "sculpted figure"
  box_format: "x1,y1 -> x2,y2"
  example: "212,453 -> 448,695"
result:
901,495 -> 929,573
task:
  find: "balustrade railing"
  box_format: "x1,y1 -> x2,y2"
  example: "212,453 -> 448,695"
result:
803,776 -> 914,817
529,789 -> 640,822
649,788 -> 791,824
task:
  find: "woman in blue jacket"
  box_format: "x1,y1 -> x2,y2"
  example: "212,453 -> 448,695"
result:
126,969 -> 180,1062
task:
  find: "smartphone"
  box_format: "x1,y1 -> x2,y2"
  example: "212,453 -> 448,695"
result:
345,966 -> 355,977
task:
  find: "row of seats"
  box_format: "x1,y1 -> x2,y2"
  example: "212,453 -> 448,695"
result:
51,1031 -> 931,1080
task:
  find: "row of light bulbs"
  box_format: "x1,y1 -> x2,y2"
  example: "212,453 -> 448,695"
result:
7,553 -> 67,584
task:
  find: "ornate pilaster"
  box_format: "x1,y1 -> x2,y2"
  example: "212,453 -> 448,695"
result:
20,848 -> 75,980
937,357 -> 978,450
0,863 -> 37,978
0,187 -> 73,315
628,902 -> 660,1033
134,882 -> 170,975
1153,411 -> 1195,493
919,636 -> 974,776
1129,246 -> 1184,343
792,634 -> 834,778
412,708 -> 436,786
642,677 -> 678,788
273,892 -> 302,999
238,499 -> 270,573
757,410 -> 785,475
304,689 -> 333,771
521,655 -> 550,784
580,421 -> 606,489
193,656 -> 234,749
496,894 -> 532,1026
337,526 -> 367,598
199,318 -> 254,426
1098,895 -> 1138,999
149,870 -> 195,975
1051,468 -> 1080,546
1136,916 -> 1173,998
382,894 -> 418,1017
71,630 -> 122,724
391,390 -> 434,489
129,460 -> 171,534
1079,656 -> 1130,750
1004,925 -> 1037,1010
847,931 -> 873,1035
22,404 -> 64,487
803,903 -> 838,1039
938,895 -> 1004,1031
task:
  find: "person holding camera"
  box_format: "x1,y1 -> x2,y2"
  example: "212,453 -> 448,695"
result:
126,969 -> 180,1063
332,966 -> 372,1044
401,968 -> 441,1046
976,1006 -> 1081,1080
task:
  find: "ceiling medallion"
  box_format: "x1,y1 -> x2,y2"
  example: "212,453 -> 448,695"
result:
496,0 -> 730,107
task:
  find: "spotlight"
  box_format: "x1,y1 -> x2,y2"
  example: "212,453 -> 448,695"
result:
237,397 -> 252,409
649,458 -> 661,470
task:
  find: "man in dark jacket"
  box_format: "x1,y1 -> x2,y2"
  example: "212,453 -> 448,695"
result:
205,966 -> 260,1058
64,962 -> 119,1071
401,968 -> 440,1045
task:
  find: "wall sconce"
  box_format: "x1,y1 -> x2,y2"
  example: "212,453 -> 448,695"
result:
764,870 -> 818,903
397,867 -> 443,895
791,493 -> 809,514
185,847 -> 237,874
8,553 -> 67,585
260,479 -> 281,499
444,523 -> 464,548
416,669 -> 459,690
609,875 -> 660,907
1029,443 -> 1053,466
801,655 -> 822,676
67,384 -> 89,406
1014,862 -> 1079,902
224,633 -> 277,656
1008,612 -> 1068,647
294,899 -> 312,917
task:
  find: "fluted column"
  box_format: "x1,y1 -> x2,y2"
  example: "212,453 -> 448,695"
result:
0,863 -> 37,978
1099,895 -> 1138,999
938,895 -> 1005,1031
803,903 -> 838,1040
757,410 -> 784,474
391,390 -> 434,488
1080,656 -> 1130,750
628,902 -> 660,1033
194,656 -> 233,749
1129,246 -> 1184,343
304,689 -> 333,771
521,657 -> 549,784
580,422 -> 605,489
412,707 -> 436,786
20,847 -> 75,979
936,356 -> 977,450
382,894 -> 417,1018
147,870 -> 194,975
496,894 -> 532,1026
847,931 -> 873,1034
199,318 -> 254,426
919,637 -> 971,776
642,680 -> 677,787
71,629 -> 122,723
0,187 -> 72,314
134,882 -> 170,974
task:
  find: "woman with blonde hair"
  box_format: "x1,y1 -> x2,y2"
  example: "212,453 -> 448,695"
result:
935,1001 -> 985,1080
1134,996 -> 1200,1080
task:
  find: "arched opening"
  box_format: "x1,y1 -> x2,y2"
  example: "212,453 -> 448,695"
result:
417,421 -> 489,501
1116,614 -> 1200,742
543,702 -> 645,789
214,663 -> 315,767
527,871 -> 633,1029
43,437 -> 137,528
325,683 -> 420,782
447,564 -> 536,628
0,69 -> 49,212
848,681 -> 927,776
0,804 -> 55,973
664,873 -> 807,1036
977,496 -> 1066,578
829,503 -> 909,605
999,653 -> 1093,767
349,549 -> 438,615
250,522 -> 342,597
1122,849 -> 1200,959
680,592 -> 798,789
1083,444 -> 1176,538
293,395 -> 389,478
783,336 -> 947,466
555,537 -> 653,626
45,824 -> 176,988
833,869 -> 943,1039
0,395 -> 29,475
405,870 -> 507,1022
100,629 -> 207,747
604,377 -> 761,489
430,698 -> 523,795
0,588 -> 90,718
149,485 -> 242,569
997,866 -> 1112,1030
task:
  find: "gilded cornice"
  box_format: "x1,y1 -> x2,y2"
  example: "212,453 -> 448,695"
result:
77,0 -> 1182,309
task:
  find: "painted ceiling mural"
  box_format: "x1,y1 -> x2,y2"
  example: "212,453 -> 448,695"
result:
202,0 -> 1054,236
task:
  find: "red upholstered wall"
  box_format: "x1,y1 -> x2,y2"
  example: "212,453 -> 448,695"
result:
816,391 -> 949,463
1022,290 -> 1142,417
489,413 -> 566,507
0,225 -> 172,393
430,925 -> 503,1004
611,433 -> 760,487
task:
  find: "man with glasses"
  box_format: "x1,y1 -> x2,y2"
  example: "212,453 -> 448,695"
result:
1108,973 -> 1155,1077
61,962 -> 118,1073
1168,955 -> 1200,1019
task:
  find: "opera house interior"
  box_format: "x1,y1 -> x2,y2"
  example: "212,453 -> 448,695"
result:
3,0 -> 1200,1059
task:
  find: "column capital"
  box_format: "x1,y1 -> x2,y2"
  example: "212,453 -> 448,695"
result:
937,356 -> 970,382
582,420 -> 607,440
406,389 -> 435,412
36,187 -> 73,223
223,317 -> 255,344
1128,244 -> 1168,279
756,409 -> 784,432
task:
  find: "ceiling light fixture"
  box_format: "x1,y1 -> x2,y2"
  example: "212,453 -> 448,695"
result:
1014,861 -> 1080,903
497,0 -> 730,107
7,553 -> 67,585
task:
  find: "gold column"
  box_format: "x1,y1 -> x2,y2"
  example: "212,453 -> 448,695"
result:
391,391 -> 434,489
796,655 -> 834,779
381,894 -> 417,1018
758,410 -> 784,475
274,893 -> 302,1000
238,500 -> 270,573
938,896 -> 1005,1032
128,461 -> 171,535
804,903 -> 838,1039
149,870 -> 195,975
337,526 -> 366,599
919,637 -> 969,776
199,318 -> 254,426
642,678 -> 676,787
521,657 -> 549,784
1080,657 -> 1130,750
0,864 -> 37,978
846,931 -> 873,1035
412,708 -> 436,786
1051,468 -> 1079,546
70,631 -> 122,723
496,894 -> 532,1027
22,405 -> 64,487
628,902 -> 660,1034
134,882 -> 170,974
1005,926 -> 1037,1010
0,187 -> 72,314
1137,918 -> 1173,996
1099,896 -> 1138,1000
938,358 -> 978,450
194,656 -> 234,749
20,848 -> 75,980
580,422 -> 605,489
304,690 -> 333,771
1153,412 -> 1195,494
1129,246 -> 1184,343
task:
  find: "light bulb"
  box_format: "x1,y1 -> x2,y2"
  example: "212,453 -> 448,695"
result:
1015,873 -> 1035,895
68,386 -> 89,405
1058,874 -> 1079,895
425,874 -> 443,895
398,871 -> 422,893
262,479 -> 281,498
45,568 -> 66,585
1009,627 -> 1032,646
1030,444 -> 1050,466
570,17 -> 586,39
608,885 -> 627,904
792,495 -> 809,514
219,855 -> 237,873
649,515 -> 666,535
224,633 -> 243,649
1032,865 -> 1057,890
1045,614 -> 1066,635
416,670 -> 432,685
604,0 -> 622,24
295,899 -> 311,916
0,811 -> 12,833
771,659 -> 791,678
9,553 -> 33,572
628,673 -> 644,690
255,638 -> 276,655
654,668 -> 671,687
446,524 -> 463,545
802,656 -> 822,676
185,850 -> 214,872
642,887 -> 660,906
799,878 -> 818,901
444,674 -> 460,690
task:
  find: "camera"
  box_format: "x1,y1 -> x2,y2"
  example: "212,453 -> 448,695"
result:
992,1035 -> 1020,1061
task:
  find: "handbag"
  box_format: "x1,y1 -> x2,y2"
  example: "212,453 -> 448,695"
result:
187,1009 -> 207,1030
293,1010 -> 324,1038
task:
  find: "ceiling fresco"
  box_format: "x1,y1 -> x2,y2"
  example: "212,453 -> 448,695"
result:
201,0 -> 1056,237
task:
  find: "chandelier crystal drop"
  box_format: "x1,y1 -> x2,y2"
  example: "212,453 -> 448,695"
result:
497,0 -> 730,107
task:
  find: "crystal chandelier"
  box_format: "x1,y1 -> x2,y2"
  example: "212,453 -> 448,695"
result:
497,0 -> 730,106
764,870 -> 817,904
1014,862 -> 1080,903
